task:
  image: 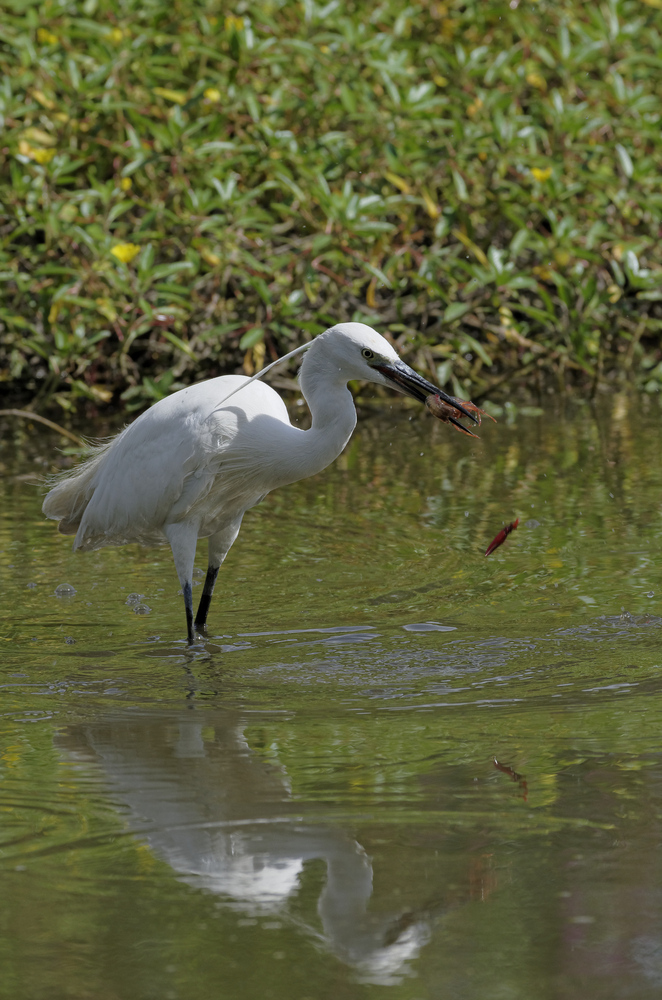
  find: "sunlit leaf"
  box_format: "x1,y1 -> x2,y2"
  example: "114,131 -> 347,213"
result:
615,143 -> 634,179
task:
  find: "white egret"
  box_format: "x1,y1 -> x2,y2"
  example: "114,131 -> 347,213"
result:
43,323 -> 476,643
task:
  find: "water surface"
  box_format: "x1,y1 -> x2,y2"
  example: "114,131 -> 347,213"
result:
2,394 -> 662,999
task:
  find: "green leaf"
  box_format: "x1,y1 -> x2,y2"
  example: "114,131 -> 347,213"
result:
361,262 -> 392,289
615,143 -> 634,179
107,200 -> 134,225
340,84 -> 356,114
452,169 -> 468,202
150,262 -> 195,280
239,327 -> 264,349
160,330 -> 197,359
463,334 -> 492,366
444,302 -> 472,322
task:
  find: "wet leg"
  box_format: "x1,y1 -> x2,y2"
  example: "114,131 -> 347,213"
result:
183,581 -> 195,645
194,565 -> 219,631
164,522 -> 199,645
193,518 -> 243,634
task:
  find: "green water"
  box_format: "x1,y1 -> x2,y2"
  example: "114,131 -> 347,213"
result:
2,394 -> 662,999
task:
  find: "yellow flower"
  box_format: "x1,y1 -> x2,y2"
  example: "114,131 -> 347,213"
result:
526,72 -> 547,91
204,87 -> 222,103
531,166 -> 552,182
225,15 -> 244,31
37,28 -> 58,44
433,74 -> 448,87
200,248 -> 221,267
18,141 -> 55,164
467,97 -> 483,117
119,177 -> 133,191
110,27 -> 123,43
607,284 -> 622,303
32,148 -> 55,164
111,243 -> 141,264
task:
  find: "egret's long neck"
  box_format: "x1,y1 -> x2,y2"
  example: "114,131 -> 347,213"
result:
282,351 -> 357,481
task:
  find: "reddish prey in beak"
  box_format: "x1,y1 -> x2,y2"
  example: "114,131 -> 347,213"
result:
425,394 -> 496,438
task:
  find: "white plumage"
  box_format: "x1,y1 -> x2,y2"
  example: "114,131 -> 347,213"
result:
43,323 -> 474,643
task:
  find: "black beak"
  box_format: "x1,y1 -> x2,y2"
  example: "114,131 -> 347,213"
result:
374,360 -> 479,424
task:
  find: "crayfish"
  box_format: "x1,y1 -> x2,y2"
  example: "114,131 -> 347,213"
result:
425,394 -> 496,438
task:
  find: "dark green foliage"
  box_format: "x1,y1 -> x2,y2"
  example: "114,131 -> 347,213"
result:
1,0 -> 661,410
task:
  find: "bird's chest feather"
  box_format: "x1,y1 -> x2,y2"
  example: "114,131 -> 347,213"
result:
171,445 -> 271,537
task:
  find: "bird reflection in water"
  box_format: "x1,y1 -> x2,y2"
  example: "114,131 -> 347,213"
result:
57,711 -> 436,985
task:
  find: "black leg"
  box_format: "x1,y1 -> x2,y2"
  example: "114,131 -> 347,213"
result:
183,581 -> 195,645
194,565 -> 219,631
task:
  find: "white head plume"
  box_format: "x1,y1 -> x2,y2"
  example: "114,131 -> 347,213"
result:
212,340 -> 313,411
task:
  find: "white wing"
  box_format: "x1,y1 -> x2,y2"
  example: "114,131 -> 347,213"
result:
44,376 -> 293,550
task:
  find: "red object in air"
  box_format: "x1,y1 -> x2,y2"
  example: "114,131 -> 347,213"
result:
485,518 -> 519,556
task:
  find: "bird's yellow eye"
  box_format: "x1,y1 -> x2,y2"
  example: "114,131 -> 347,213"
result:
361,348 -> 374,360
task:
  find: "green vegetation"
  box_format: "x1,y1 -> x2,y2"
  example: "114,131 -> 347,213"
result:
1,0 -> 662,412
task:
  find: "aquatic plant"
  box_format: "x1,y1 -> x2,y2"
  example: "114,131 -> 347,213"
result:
1,0 -> 661,410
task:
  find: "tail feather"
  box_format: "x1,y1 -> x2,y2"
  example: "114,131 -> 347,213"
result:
42,439 -> 116,535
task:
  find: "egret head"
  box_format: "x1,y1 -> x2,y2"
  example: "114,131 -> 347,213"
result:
216,321 -> 477,427
311,322 -> 400,380
311,322 -> 478,423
